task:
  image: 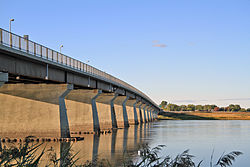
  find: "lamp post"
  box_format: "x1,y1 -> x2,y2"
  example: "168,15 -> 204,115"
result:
9,19 -> 14,33
60,45 -> 63,53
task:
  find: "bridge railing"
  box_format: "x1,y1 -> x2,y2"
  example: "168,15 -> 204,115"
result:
0,28 -> 158,108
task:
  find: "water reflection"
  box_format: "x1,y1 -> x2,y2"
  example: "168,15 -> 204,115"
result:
36,123 -> 153,166
51,120 -> 250,166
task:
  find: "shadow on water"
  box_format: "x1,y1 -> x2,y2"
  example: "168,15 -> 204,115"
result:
159,112 -> 217,120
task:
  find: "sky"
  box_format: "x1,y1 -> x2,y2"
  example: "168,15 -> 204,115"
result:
1,0 -> 250,108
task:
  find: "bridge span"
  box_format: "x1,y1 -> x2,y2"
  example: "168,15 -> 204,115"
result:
0,28 -> 160,139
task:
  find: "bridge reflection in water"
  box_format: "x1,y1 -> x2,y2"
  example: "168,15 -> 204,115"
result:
35,124 -> 154,166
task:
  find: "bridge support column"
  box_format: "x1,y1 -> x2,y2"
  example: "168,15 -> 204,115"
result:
96,93 -> 116,130
153,110 -> 158,120
133,101 -> 139,125
152,110 -> 155,120
122,96 -> 130,127
126,99 -> 138,125
65,89 -> 102,133
149,109 -> 153,121
59,84 -> 73,138
110,94 -> 118,129
146,106 -> 151,122
143,105 -> 149,123
0,72 -> 8,87
0,84 -> 72,138
113,96 -> 129,128
138,103 -> 144,123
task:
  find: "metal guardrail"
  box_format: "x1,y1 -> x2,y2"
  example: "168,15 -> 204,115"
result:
0,28 -> 159,108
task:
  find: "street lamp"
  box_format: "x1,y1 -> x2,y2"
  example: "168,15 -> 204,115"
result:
9,19 -> 14,33
60,45 -> 63,53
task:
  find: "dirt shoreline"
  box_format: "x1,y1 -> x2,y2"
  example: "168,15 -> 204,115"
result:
158,111 -> 250,120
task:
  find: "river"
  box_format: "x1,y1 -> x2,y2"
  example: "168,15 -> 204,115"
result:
3,120 -> 249,166
79,120 -> 250,166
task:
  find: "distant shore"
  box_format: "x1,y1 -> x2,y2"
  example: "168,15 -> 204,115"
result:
158,111 -> 250,120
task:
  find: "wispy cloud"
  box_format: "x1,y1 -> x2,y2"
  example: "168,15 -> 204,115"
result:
152,44 -> 167,48
152,40 -> 159,43
152,40 -> 167,48
217,98 -> 250,101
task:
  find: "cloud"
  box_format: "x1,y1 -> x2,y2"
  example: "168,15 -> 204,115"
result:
152,40 -> 159,43
152,44 -> 167,48
217,98 -> 250,101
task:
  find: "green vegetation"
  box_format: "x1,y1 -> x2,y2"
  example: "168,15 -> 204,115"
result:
0,137 -> 243,167
159,101 -> 250,112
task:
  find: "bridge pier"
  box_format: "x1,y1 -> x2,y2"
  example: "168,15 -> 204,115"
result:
132,101 -> 139,125
113,96 -> 129,128
0,84 -> 72,138
65,89 -> 102,133
146,107 -> 150,122
126,98 -> 138,125
110,94 -> 118,129
0,72 -> 8,87
138,103 -> 143,123
149,109 -> 153,121
143,104 -> 149,123
153,110 -> 157,120
96,93 -> 117,130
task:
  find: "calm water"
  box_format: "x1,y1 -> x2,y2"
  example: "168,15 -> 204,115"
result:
5,120 -> 250,166
147,120 -> 250,166
68,120 -> 250,166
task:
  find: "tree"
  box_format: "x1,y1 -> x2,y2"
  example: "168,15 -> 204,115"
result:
180,105 -> 187,111
160,101 -> 168,109
240,108 -> 246,112
214,107 -> 220,111
195,105 -> 203,111
187,104 -> 195,111
228,104 -> 241,112
204,105 -> 212,111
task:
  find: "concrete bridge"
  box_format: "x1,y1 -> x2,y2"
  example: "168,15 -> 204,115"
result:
0,28 -> 160,139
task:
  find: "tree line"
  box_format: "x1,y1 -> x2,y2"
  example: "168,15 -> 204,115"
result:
160,101 -> 250,112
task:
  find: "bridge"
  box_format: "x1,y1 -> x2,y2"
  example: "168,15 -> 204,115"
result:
0,28 -> 160,139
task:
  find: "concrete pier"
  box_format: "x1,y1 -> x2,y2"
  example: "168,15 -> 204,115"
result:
96,93 -> 116,130
0,72 -> 8,87
65,89 -> 102,133
0,84 -> 72,138
143,104 -> 149,123
126,98 -> 138,125
113,96 -> 129,128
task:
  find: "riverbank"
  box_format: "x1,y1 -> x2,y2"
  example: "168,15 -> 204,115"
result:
158,111 -> 250,120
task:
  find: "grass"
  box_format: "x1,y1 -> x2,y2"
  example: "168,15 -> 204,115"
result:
158,111 -> 250,120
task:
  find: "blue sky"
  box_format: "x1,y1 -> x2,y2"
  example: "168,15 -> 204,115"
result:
1,0 -> 250,107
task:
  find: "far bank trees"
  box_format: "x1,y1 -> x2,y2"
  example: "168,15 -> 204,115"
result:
160,101 -> 250,112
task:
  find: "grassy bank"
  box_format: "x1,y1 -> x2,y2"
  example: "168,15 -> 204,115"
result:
158,111 -> 250,120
